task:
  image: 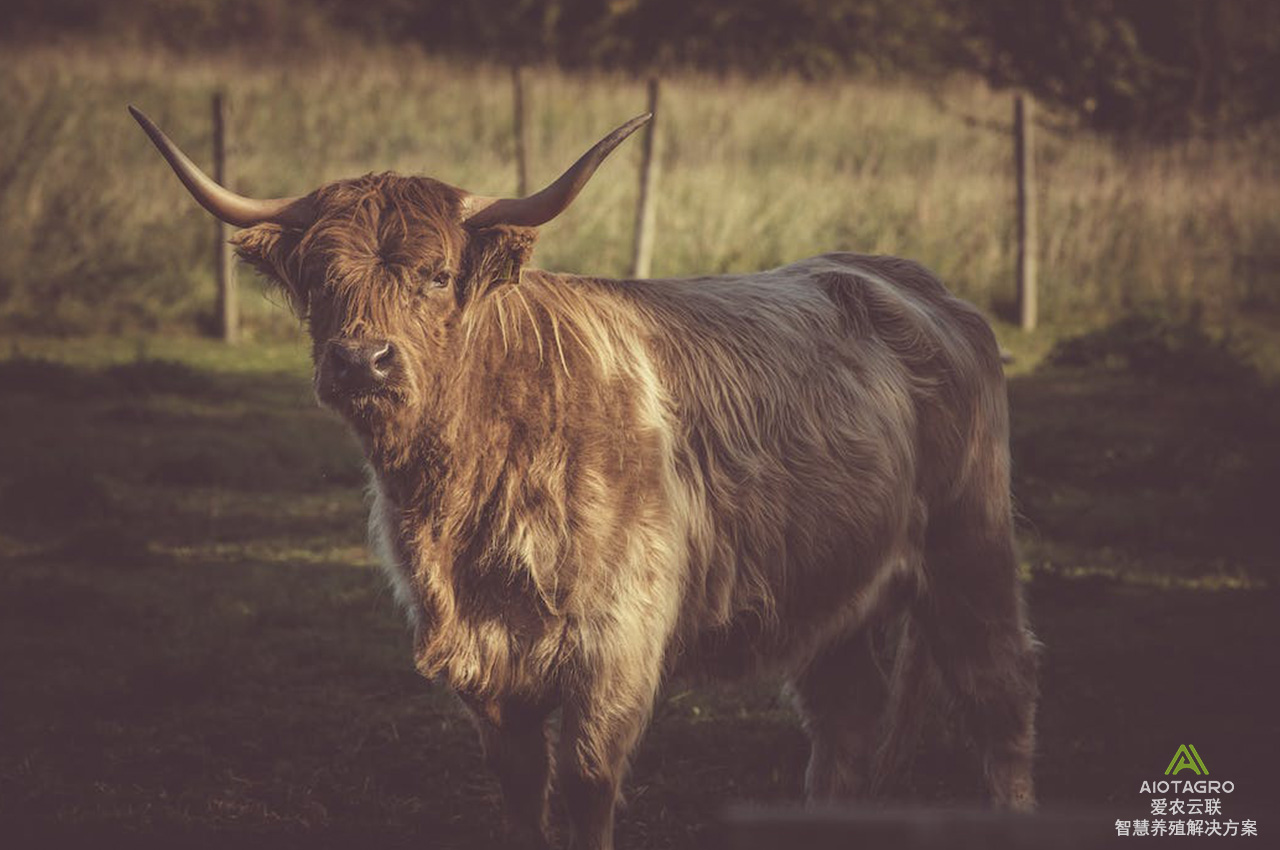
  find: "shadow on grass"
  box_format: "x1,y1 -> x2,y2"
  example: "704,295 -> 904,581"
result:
2,548 -> 1274,848
1,328 -> 1277,846
1010,313 -> 1280,583
0,552 -> 498,849
0,355 -> 363,553
0,356 -> 225,400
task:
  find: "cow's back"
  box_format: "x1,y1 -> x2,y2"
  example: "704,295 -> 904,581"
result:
607,254 -> 1008,671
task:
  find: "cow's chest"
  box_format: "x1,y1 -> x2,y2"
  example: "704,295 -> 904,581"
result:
368,483 -> 565,703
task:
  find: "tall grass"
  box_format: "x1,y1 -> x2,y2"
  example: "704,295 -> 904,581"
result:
2,43 -> 1278,335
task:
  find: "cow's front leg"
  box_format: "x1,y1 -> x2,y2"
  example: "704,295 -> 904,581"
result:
557,640 -> 666,850
558,689 -> 656,850
467,697 -> 555,848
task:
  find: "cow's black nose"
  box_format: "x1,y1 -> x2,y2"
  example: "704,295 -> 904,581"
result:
328,339 -> 396,388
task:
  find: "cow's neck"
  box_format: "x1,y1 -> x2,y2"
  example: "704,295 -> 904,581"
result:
361,416 -> 448,515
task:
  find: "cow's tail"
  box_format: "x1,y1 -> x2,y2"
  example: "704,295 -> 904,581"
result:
869,613 -> 939,796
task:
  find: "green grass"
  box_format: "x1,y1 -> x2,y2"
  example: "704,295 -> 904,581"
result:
0,325 -> 1276,846
2,43 -> 1279,334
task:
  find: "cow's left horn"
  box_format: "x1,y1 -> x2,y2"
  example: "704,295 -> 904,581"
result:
129,105 -> 314,229
464,113 -> 651,229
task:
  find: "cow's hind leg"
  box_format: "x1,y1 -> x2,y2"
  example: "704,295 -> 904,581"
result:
789,627 -> 893,803
916,509 -> 1039,809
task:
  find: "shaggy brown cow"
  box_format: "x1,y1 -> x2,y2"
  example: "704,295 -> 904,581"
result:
132,105 -> 1038,850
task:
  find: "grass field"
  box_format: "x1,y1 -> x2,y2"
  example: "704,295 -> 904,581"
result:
1,321 -> 1276,847
2,43 -> 1280,334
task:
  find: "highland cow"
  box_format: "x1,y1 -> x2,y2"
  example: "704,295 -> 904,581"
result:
132,105 -> 1038,850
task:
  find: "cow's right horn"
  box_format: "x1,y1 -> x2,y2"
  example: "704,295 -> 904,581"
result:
129,105 -> 314,229
464,113 -> 651,229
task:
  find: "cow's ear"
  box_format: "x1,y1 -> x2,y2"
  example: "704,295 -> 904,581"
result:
459,224 -> 538,304
232,224 -> 307,315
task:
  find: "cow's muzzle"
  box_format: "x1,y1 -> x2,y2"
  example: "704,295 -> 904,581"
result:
323,338 -> 398,397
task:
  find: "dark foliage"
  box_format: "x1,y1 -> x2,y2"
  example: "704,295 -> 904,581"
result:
8,0 -> 1278,138
965,0 -> 1280,137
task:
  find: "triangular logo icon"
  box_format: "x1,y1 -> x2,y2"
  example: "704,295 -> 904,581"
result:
1165,744 -> 1208,775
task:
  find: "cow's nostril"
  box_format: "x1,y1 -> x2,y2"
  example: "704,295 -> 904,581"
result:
372,342 -> 395,374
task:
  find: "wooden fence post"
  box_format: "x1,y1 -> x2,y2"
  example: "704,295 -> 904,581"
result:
511,65 -> 530,197
630,77 -> 661,279
1014,93 -> 1037,332
212,91 -> 238,343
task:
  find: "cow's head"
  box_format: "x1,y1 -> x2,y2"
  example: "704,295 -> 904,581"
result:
130,106 -> 647,453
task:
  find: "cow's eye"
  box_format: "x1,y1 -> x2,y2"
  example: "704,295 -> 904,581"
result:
416,267 -> 452,295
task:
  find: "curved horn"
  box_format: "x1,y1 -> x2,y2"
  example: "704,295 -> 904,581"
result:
464,113 -> 651,229
129,105 -> 313,229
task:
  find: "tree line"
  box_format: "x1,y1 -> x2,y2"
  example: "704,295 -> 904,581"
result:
10,0 -> 1280,138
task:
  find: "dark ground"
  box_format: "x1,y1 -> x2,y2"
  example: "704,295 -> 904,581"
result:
1,319 -> 1276,848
